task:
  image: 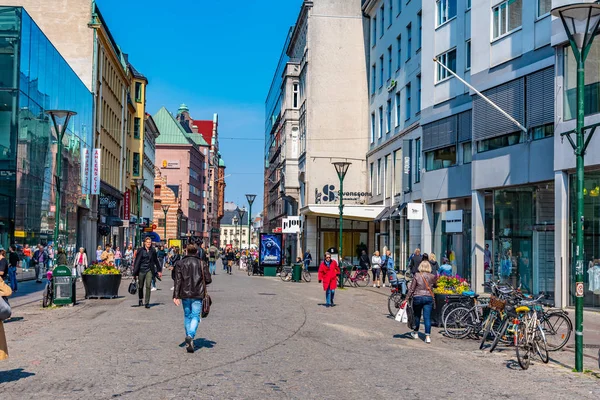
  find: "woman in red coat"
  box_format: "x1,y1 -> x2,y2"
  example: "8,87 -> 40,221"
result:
318,252 -> 340,307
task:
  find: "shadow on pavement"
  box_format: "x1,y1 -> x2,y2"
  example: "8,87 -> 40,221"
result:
3,316 -> 24,323
0,368 -> 36,383
178,338 -> 216,350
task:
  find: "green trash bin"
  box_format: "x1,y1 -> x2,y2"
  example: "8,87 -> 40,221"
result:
53,265 -> 74,306
292,263 -> 303,282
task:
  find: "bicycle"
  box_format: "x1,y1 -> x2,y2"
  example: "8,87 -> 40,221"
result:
302,264 -> 311,282
514,300 -> 549,370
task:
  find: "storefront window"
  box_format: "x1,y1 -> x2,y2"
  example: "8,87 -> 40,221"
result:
425,146 -> 456,171
569,171 -> 600,307
477,131 -> 524,153
318,217 -> 368,265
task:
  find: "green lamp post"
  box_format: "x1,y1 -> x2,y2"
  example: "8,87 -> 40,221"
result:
552,2 -> 600,373
46,110 -> 76,253
177,208 -> 183,243
246,194 -> 256,249
161,204 -> 170,245
237,207 -> 246,249
133,178 -> 146,248
333,161 -> 351,288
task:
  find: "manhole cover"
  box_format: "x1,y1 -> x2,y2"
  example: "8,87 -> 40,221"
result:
258,293 -> 276,296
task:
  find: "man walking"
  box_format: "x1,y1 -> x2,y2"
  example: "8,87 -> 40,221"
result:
133,237 -> 162,308
8,246 -> 19,292
208,241 -> 219,275
303,249 -> 312,271
173,244 -> 212,353
32,244 -> 48,283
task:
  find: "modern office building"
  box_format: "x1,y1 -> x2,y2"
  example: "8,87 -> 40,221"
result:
0,7 -> 93,252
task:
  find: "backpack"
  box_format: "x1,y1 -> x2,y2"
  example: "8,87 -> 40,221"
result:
209,249 -> 216,258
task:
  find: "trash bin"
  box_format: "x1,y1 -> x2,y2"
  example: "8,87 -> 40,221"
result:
292,263 -> 303,282
52,265 -> 74,306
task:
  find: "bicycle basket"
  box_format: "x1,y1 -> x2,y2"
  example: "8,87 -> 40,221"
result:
489,296 -> 506,312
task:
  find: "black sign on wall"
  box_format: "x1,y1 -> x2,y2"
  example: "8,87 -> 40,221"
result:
403,139 -> 412,193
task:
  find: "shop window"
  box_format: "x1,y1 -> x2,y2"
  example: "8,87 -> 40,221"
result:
462,142 -> 472,164
477,131 -> 524,153
531,123 -> 554,140
426,146 -> 457,171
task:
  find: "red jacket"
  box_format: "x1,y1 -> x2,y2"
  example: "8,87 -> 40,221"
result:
318,260 -> 340,291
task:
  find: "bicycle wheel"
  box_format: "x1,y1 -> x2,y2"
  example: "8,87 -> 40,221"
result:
388,292 -> 403,317
355,272 -> 370,287
444,306 -> 474,339
490,317 -> 510,353
248,266 -> 252,276
302,270 -> 311,282
479,310 -> 497,350
440,302 -> 463,325
534,325 -> 549,363
280,271 -> 289,281
42,285 -> 51,308
516,328 -> 531,370
541,312 -> 572,351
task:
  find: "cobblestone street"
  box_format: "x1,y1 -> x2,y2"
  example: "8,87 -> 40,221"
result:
1,264 -> 599,399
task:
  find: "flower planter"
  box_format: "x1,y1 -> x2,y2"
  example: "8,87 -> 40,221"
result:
82,274 -> 122,299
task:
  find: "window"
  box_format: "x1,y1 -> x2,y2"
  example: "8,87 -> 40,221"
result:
293,83 -> 299,108
387,46 -> 392,81
158,218 -> 166,228
537,0 -> 551,18
371,113 -> 376,143
377,159 -> 382,195
467,0 -> 471,10
380,5 -> 385,36
372,17 -> 377,46
466,40 -> 471,70
388,0 -> 393,26
417,11 -> 422,51
386,99 -> 392,133
415,138 -> 421,182
406,24 -> 412,61
436,0 -> 457,27
370,162 -> 375,192
135,82 -> 142,102
405,83 -> 411,120
477,131 -> 524,152
462,142 -> 472,164
416,75 -> 421,114
436,48 -> 457,82
531,123 -> 554,140
492,0 -> 522,40
564,43 -> 600,119
371,64 -> 376,94
385,155 -> 392,198
396,35 -> 402,70
133,152 -> 140,176
394,150 -> 402,195
134,117 -> 141,139
379,106 -> 384,138
395,92 -> 401,126
397,0 -> 402,15
426,146 -> 457,171
379,55 -> 384,87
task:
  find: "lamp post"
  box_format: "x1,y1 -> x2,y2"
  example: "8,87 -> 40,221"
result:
176,208 -> 183,245
133,178 -> 146,248
237,207 -> 246,250
333,161 -> 351,288
161,204 -> 170,245
46,110 -> 76,253
552,3 -> 600,373
233,215 -> 239,248
245,194 -> 256,250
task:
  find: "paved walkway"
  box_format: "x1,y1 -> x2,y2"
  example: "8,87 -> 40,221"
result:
1,263 -> 599,399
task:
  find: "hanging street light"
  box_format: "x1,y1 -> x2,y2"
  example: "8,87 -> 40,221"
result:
332,161 -> 351,288
552,2 -> 600,373
246,194 -> 256,249
237,207 -> 247,249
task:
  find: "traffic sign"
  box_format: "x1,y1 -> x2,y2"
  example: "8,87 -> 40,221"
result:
576,282 -> 584,297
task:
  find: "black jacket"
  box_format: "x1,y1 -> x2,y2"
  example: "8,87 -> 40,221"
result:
173,255 -> 212,299
359,254 -> 371,269
429,260 -> 439,275
409,254 -> 423,275
133,247 -> 161,276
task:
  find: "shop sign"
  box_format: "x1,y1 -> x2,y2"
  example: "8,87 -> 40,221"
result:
315,184 -> 371,204
111,226 -> 119,235
124,190 -> 130,220
91,149 -> 101,195
161,160 -> 180,169
122,220 -> 129,228
282,216 -> 302,234
14,230 -> 25,238
81,148 -> 90,195
445,210 -> 463,233
407,203 -> 423,220
402,139 -> 412,193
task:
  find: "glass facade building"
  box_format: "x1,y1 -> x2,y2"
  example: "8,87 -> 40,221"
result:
0,7 -> 93,251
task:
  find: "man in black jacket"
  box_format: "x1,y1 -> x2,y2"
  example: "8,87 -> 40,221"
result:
173,244 -> 212,353
133,237 -> 162,308
409,248 -> 423,276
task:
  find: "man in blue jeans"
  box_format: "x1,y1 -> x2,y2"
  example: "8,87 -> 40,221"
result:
173,243 -> 212,353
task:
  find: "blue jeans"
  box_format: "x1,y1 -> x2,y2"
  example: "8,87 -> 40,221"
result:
325,289 -> 335,305
8,266 -> 17,291
209,261 -> 216,274
412,296 -> 434,335
182,298 -> 203,338
115,259 -> 121,267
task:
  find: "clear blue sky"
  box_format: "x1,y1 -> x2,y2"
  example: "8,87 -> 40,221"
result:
98,0 -> 303,215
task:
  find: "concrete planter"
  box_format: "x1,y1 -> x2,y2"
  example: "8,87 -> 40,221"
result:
82,274 -> 121,299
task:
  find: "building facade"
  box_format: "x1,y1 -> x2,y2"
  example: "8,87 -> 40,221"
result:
220,210 -> 250,249
143,114 -> 159,224
0,7 -> 93,253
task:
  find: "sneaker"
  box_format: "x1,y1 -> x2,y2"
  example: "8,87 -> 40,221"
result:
410,331 -> 418,340
373,284 -> 376,288
145,303 -> 150,309
185,336 -> 194,353
170,287 -> 174,291
382,284 -> 386,287
151,287 -> 157,292
425,335 -> 431,344
138,300 -> 143,307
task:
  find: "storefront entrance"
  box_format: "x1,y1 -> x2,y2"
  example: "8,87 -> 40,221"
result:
318,217 -> 368,265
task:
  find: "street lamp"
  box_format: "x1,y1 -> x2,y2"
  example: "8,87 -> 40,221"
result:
233,215 -> 239,247
245,194 -> 256,250
552,2 -> 600,373
161,204 -> 170,245
237,207 -> 246,249
176,208 -> 183,244
133,178 -> 146,248
46,109 -> 76,253
333,161 -> 351,288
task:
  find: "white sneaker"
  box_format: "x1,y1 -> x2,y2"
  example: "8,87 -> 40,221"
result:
425,335 -> 431,344
382,284 -> 386,287
410,331 -> 418,339
170,287 -> 174,291
151,287 -> 157,292
373,284 -> 376,288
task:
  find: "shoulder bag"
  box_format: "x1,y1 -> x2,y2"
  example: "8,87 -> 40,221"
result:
128,278 -> 138,295
420,272 -> 436,309
199,260 -> 212,318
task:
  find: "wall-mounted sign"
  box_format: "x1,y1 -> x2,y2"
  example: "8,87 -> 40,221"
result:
81,147 -> 90,195
444,210 -> 463,233
282,216 -> 302,234
14,230 -> 25,238
162,160 -> 180,169
91,148 -> 101,195
407,202 -> 423,220
315,184 -> 372,204
123,190 -> 130,220
403,139 -> 412,193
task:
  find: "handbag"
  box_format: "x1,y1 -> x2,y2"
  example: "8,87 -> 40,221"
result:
128,278 -> 138,295
0,296 -> 11,321
199,261 -> 211,318
405,299 -> 415,330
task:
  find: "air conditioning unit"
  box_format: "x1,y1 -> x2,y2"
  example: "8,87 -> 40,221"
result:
387,80 -> 397,92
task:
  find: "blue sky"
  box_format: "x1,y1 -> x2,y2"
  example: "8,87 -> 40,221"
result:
98,0 -> 303,215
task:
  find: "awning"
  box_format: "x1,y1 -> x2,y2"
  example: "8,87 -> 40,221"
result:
390,203 -> 407,219
374,207 -> 392,222
143,231 -> 161,242
300,204 -> 386,221
106,216 -> 124,227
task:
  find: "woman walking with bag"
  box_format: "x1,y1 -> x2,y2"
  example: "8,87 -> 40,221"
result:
318,252 -> 340,307
405,259 -> 437,343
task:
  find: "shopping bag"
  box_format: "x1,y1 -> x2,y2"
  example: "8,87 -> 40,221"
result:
0,296 -> 11,321
406,299 -> 416,331
395,306 -> 408,323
